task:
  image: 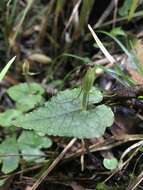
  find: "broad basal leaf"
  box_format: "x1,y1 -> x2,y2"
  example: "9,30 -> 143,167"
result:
7,82 -> 44,101
49,87 -> 103,106
18,131 -> 52,161
0,109 -> 22,127
16,95 -> 44,112
14,87 -> 114,138
103,157 -> 118,170
7,82 -> 45,112
0,136 -> 19,174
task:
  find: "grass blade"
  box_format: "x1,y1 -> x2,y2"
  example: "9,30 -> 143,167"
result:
79,0 -> 94,31
11,0 -> 34,45
88,24 -> 115,64
128,0 -> 139,20
0,56 -> 16,82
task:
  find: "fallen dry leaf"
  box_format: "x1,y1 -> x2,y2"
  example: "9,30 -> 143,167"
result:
28,53 -> 52,64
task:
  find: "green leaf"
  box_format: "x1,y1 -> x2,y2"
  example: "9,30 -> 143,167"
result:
63,53 -> 91,64
20,145 -> 44,162
79,0 -> 94,30
7,82 -> 44,101
0,109 -> 22,127
0,56 -> 16,82
0,137 -> 20,174
96,183 -> 110,190
128,0 -> 139,20
110,27 -> 126,37
16,95 -> 44,112
118,0 -> 139,20
49,87 -> 103,106
118,0 -> 132,16
13,88 -> 114,138
103,157 -> 118,170
0,178 -> 7,187
18,131 -> 52,161
138,96 -> 143,100
7,82 -> 45,112
18,131 -> 52,149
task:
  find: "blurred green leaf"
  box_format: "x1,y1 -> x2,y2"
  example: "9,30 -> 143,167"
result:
128,0 -> 139,20
7,83 -> 45,112
0,109 -> 22,127
79,0 -> 94,31
103,157 -> 118,170
0,56 -> 16,82
0,178 -> 7,187
16,95 -> 44,112
0,132 -> 52,173
0,136 -> 19,174
18,131 -> 52,161
11,0 -> 34,44
118,0 -> 132,16
100,31 -> 137,85
119,0 -> 139,20
110,27 -> 126,36
96,183 -> 111,190
63,53 -> 91,64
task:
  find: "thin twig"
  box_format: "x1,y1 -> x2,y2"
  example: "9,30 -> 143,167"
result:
65,135 -> 143,160
94,0 -> 115,29
118,140 -> 143,169
62,0 -> 81,37
112,0 -> 119,28
104,147 -> 139,183
30,138 -> 77,190
127,171 -> 143,190
95,10 -> 143,29
11,0 -> 34,46
89,54 -> 123,66
88,24 -> 116,64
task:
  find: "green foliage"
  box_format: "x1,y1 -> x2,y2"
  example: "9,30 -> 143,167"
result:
96,183 -> 111,190
79,0 -> 94,31
0,56 -> 16,82
119,0 -> 140,20
100,31 -> 136,86
128,0 -> 139,20
103,157 -> 118,170
110,27 -> 126,37
6,0 -> 18,29
1,0 -> 143,185
0,132 -> 52,174
119,0 -> 132,16
0,109 -> 22,128
0,82 -> 52,174
13,87 -> 114,138
11,0 -> 34,44
0,82 -> 113,173
63,53 -> 91,64
101,31 -> 132,61
0,136 -> 19,174
82,67 -> 96,110
18,131 -> 52,161
0,179 -> 7,187
7,82 -> 45,112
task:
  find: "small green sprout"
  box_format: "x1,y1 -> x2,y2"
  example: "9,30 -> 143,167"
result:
82,67 -> 96,110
